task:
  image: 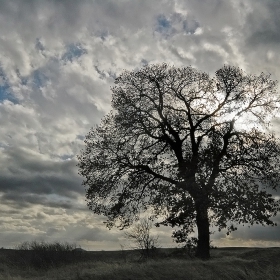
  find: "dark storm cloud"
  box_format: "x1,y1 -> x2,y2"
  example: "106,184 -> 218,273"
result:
0,0 -> 83,35
246,0 -> 280,46
1,192 -> 76,209
0,170 -> 81,198
2,146 -> 77,174
230,223 -> 280,242
211,217 -> 280,243
0,147 -> 82,200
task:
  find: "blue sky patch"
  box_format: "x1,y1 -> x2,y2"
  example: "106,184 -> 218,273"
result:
156,13 -> 200,37
0,84 -> 14,104
61,43 -> 87,62
156,14 -> 172,35
0,66 -> 18,104
157,14 -> 171,29
32,69 -> 49,89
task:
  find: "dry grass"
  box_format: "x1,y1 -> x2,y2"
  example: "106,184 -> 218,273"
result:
0,247 -> 279,279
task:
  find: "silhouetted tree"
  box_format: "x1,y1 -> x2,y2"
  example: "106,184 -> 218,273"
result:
78,64 -> 280,259
125,218 -> 159,259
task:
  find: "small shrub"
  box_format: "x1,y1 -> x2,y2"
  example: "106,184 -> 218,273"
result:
14,241 -> 81,269
16,240 -> 77,251
125,218 -> 160,259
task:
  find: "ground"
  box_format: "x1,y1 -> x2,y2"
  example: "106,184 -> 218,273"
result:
0,247 -> 279,279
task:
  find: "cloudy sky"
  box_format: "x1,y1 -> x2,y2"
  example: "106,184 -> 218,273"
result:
0,0 -> 280,251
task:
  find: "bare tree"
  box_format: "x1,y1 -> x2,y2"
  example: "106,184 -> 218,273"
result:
125,218 -> 159,259
78,64 -> 280,259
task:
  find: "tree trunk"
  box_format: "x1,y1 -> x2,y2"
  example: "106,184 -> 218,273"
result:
195,202 -> 210,259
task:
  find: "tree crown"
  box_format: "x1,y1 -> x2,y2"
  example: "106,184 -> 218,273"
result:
78,64 -> 280,235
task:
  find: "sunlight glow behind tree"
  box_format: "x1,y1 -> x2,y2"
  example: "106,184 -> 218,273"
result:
78,64 -> 280,259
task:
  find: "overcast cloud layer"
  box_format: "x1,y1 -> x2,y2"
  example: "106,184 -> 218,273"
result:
0,0 -> 280,250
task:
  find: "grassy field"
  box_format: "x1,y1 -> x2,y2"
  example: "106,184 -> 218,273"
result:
0,247 -> 279,279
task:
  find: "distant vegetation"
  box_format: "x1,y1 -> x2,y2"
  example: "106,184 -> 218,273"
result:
0,246 -> 280,279
15,240 -> 78,251
2,241 -> 83,270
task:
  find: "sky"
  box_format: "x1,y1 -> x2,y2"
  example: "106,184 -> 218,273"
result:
0,0 -> 280,251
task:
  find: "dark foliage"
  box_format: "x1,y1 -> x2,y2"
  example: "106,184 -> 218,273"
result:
13,241 -> 81,269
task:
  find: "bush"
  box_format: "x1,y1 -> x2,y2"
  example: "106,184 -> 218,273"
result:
16,240 -> 77,251
14,241 -> 81,269
125,218 -> 160,259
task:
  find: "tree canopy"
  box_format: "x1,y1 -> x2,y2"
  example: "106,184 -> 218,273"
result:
78,64 -> 280,258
